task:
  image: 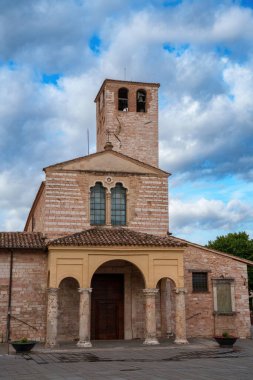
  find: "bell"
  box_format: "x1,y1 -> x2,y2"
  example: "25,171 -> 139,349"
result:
138,94 -> 145,102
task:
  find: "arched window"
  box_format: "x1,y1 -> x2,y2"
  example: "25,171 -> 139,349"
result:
111,183 -> 126,226
118,88 -> 128,111
136,89 -> 146,112
90,182 -> 106,225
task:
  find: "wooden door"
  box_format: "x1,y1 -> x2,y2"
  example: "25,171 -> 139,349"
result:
91,274 -> 124,339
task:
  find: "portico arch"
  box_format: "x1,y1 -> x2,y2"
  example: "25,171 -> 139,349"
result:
90,259 -> 146,340
155,278 -> 176,338
155,276 -> 188,344
89,257 -> 147,288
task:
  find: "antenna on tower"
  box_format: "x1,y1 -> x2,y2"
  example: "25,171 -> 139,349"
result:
87,129 -> 90,155
124,67 -> 126,80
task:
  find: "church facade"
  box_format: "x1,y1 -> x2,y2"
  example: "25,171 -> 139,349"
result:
0,79 -> 252,347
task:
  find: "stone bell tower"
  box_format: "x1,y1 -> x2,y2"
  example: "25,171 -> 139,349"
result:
94,79 -> 160,167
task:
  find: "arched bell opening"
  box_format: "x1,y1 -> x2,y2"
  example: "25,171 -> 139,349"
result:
155,278 -> 176,338
58,277 -> 80,342
90,259 -> 146,340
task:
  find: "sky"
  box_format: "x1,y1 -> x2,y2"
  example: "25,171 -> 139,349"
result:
0,0 -> 253,245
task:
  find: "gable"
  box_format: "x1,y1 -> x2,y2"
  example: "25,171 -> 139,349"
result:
44,150 -> 168,176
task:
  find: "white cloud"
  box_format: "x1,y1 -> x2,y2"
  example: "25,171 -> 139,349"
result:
0,0 -> 253,240
170,197 -> 253,234
212,6 -> 253,42
159,61 -> 253,178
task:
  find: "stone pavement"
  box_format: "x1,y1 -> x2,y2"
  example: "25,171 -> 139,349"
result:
0,338 -> 253,380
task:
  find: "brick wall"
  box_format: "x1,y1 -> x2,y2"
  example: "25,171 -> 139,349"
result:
26,186 -> 45,232
0,250 -> 47,342
96,80 -> 159,167
0,253 -> 9,342
43,170 -> 169,238
44,171 -> 87,238
184,245 -> 251,338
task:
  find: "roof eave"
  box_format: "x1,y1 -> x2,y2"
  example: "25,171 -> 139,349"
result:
173,236 -> 253,267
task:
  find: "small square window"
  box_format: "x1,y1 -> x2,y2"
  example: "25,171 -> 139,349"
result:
192,272 -> 208,292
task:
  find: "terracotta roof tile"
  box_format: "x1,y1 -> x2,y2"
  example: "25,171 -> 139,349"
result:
0,232 -> 46,249
49,227 -> 186,248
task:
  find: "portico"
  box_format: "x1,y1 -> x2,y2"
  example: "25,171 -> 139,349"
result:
45,227 -> 188,347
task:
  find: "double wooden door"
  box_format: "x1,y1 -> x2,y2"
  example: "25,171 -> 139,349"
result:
91,274 -> 124,340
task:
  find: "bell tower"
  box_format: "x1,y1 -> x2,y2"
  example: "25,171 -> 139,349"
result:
94,79 -> 160,167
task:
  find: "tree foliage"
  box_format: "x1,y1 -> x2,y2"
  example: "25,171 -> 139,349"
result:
206,232 -> 253,291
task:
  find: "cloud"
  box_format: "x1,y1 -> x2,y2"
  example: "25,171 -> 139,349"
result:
170,197 -> 253,233
0,0 -> 253,239
159,62 -> 253,179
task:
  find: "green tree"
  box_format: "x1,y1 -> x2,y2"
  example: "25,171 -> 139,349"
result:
206,232 -> 253,291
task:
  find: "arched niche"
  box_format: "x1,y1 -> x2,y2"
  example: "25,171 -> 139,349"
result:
118,87 -> 128,111
58,277 -> 80,342
155,277 -> 176,338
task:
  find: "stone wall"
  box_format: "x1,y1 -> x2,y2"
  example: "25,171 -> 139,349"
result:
43,170 -> 168,238
0,250 -> 47,342
184,244 -> 251,338
96,80 -> 159,167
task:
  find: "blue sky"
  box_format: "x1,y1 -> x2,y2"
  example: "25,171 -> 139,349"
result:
0,0 -> 253,244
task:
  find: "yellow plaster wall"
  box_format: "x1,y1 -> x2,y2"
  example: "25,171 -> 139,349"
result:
48,246 -> 185,289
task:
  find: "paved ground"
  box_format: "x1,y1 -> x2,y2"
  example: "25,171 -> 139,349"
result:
0,338 -> 253,380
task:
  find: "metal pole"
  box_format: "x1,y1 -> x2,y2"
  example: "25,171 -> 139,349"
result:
87,129 -> 89,155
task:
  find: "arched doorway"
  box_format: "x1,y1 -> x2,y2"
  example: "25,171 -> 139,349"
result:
58,277 -> 79,342
90,260 -> 145,340
156,278 -> 176,338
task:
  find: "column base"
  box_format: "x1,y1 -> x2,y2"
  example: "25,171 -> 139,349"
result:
174,338 -> 189,344
77,340 -> 92,348
143,337 -> 160,345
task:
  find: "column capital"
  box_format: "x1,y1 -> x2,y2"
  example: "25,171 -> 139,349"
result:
175,287 -> 187,294
78,288 -> 92,294
143,288 -> 159,296
47,287 -> 59,294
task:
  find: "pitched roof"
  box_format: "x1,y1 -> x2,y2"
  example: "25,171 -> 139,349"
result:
0,232 -> 46,249
49,227 -> 186,248
172,236 -> 253,267
43,149 -> 169,176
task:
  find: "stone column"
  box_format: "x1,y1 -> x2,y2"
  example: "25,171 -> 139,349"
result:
143,288 -> 159,345
46,288 -> 59,347
174,288 -> 188,344
77,288 -> 92,348
105,192 -> 111,226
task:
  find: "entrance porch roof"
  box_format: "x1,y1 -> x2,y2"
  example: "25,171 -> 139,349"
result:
49,227 -> 186,248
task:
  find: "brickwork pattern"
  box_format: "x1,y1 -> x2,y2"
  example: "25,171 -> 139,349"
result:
43,171 -> 88,238
184,245 -> 251,338
96,81 -> 159,167
26,186 -> 45,232
0,251 -> 47,342
43,170 -> 169,238
0,253 -> 9,342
